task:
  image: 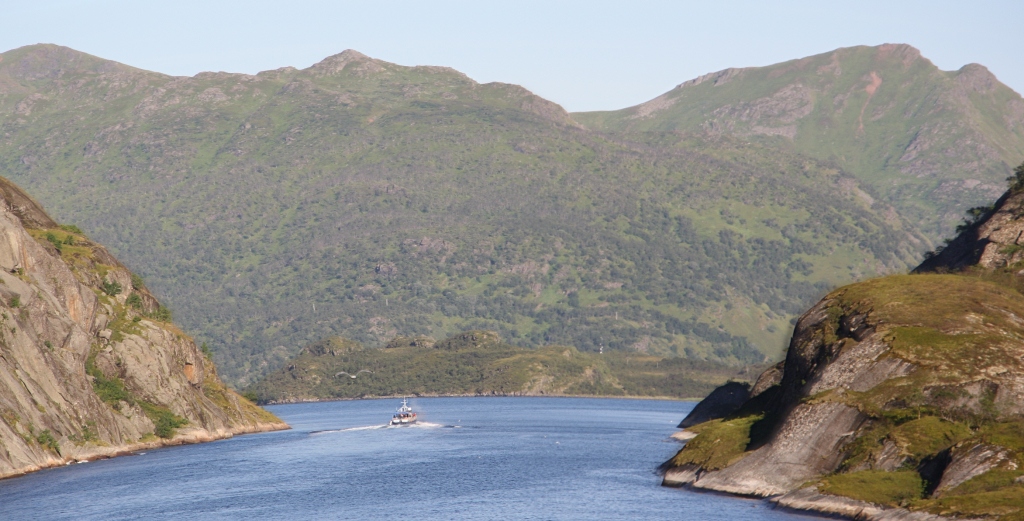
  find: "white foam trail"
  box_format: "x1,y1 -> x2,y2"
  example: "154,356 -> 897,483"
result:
343,425 -> 389,432
403,421 -> 444,428
310,421 -> 458,435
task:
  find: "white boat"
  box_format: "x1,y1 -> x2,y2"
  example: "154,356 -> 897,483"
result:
390,398 -> 417,425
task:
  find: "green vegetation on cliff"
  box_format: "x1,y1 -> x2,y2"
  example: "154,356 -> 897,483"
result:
666,274 -> 1024,518
246,330 -> 756,403
0,44 -> 940,385
0,175 -> 286,477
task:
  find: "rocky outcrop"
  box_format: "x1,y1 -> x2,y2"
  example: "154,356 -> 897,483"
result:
676,381 -> 750,429
690,402 -> 867,496
933,444 -> 1011,494
0,177 -> 287,479
662,272 -> 1024,519
916,186 -> 1024,272
772,488 -> 948,521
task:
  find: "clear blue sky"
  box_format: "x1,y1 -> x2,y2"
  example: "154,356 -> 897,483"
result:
3,0 -> 1021,112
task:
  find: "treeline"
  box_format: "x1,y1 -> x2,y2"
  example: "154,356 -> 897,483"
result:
245,332 -> 758,403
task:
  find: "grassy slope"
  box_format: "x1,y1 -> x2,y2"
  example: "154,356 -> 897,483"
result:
246,331 -> 754,402
668,274 -> 1024,518
574,44 -> 1024,240
0,44 -> 925,385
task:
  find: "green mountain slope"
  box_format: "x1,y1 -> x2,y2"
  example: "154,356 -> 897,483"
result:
574,44 -> 1024,239
0,44 -> 925,385
246,331 -> 757,403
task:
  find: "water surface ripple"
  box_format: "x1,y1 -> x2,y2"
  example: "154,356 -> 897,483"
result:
0,397 -> 827,520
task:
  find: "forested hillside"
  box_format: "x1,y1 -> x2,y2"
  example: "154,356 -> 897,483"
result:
246,331 -> 759,403
0,44 -> 959,385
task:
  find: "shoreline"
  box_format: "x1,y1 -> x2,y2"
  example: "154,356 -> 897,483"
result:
665,482 -> 952,521
259,392 -> 704,406
663,478 -> 952,521
662,451 -> 953,521
0,421 -> 289,481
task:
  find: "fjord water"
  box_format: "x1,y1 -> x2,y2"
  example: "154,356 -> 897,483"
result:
0,398 -> 824,520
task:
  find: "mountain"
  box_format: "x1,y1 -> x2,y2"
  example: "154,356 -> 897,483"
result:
0,44 -> 934,385
660,165 -> 1024,520
0,175 -> 286,479
575,44 -> 1024,240
246,330 -> 757,403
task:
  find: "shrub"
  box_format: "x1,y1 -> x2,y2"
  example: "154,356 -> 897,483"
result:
1008,161 -> 1024,192
79,422 -> 97,442
130,274 -> 145,289
44,232 -> 63,252
147,306 -> 172,322
125,293 -> 143,310
36,429 -> 60,453
101,280 -> 122,297
138,402 -> 187,438
8,295 -> 19,308
819,470 -> 924,506
59,224 -> 83,235
86,357 -> 134,408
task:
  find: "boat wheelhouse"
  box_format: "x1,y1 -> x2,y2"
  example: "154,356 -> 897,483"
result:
390,398 -> 417,425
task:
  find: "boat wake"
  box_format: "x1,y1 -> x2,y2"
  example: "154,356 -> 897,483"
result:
309,422 -> 461,435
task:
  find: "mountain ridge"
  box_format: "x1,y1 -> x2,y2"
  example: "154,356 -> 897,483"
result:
573,43 -> 1024,240
0,43 -> 966,385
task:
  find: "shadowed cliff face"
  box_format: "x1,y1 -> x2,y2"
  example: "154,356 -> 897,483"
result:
915,186 -> 1024,273
0,176 -> 286,479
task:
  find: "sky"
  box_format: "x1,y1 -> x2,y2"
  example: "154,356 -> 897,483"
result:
2,0 -> 1021,112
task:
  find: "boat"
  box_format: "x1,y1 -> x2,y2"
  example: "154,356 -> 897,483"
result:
390,398 -> 417,425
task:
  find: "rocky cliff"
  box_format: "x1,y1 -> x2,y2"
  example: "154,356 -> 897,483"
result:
662,169 -> 1024,520
916,164 -> 1024,273
0,177 -> 286,479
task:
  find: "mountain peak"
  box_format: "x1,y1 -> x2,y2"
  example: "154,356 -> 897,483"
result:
307,49 -> 382,76
873,42 -> 922,64
0,43 -> 138,81
955,62 -> 999,94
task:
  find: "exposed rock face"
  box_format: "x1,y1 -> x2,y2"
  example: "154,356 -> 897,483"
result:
933,444 -> 1010,494
771,488 -> 948,521
688,402 -> 866,496
916,188 -> 1024,272
662,272 -> 1024,519
0,177 -> 286,479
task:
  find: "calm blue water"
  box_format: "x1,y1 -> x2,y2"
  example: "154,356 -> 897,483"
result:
0,397 -> 825,520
